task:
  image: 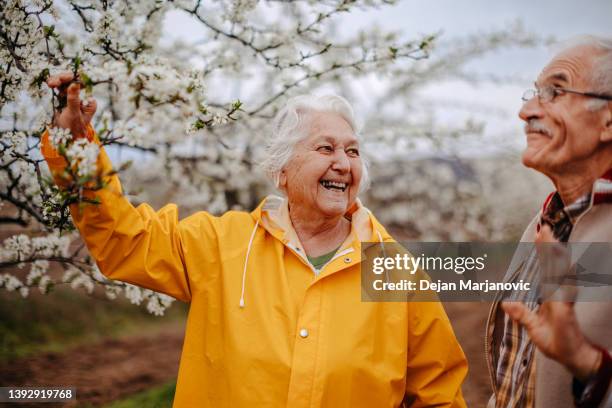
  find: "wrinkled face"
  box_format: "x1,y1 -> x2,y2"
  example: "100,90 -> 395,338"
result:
519,45 -> 610,174
280,111 -> 362,218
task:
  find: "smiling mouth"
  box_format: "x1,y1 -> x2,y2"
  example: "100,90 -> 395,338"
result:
525,131 -> 552,141
320,180 -> 348,192
527,130 -> 550,135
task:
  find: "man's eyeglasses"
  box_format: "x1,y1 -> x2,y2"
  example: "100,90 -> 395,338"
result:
521,86 -> 612,103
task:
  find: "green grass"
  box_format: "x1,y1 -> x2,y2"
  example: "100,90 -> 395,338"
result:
100,380 -> 176,408
0,286 -> 187,362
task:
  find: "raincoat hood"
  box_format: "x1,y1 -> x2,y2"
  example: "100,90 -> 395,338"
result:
255,194 -> 389,249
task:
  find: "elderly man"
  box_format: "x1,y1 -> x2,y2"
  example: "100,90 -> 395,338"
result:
487,36 -> 612,408
42,76 -> 468,407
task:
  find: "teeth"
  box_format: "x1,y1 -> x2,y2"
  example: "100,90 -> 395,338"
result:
320,180 -> 348,191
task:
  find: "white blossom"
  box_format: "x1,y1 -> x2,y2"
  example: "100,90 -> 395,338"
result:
37,275 -> 52,294
1,274 -> 24,292
31,233 -> 71,258
224,0 -> 259,23
65,139 -> 101,178
26,259 -> 49,285
19,286 -> 29,298
64,267 -> 95,294
146,292 -> 175,316
49,127 -> 73,147
1,234 -> 32,261
105,285 -> 122,300
124,284 -> 143,305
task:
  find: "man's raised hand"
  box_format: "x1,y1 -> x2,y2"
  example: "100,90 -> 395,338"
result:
502,225 -> 601,382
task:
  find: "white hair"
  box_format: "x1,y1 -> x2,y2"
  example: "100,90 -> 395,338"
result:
555,35 -> 612,111
260,94 -> 370,193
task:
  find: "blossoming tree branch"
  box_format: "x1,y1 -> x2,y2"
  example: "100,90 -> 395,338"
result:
0,0 -> 541,314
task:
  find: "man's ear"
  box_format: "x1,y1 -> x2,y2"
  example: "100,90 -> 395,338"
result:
601,103 -> 612,142
599,102 -> 612,143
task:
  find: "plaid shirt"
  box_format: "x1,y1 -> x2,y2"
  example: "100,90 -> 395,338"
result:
490,170 -> 612,408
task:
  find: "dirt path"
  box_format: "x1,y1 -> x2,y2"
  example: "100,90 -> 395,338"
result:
0,324 -> 184,407
1,304 -> 492,407
445,302 -> 493,407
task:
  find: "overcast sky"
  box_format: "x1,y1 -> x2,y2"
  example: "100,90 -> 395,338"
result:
162,1 -> 612,154
345,0 -> 612,149
344,0 -> 612,75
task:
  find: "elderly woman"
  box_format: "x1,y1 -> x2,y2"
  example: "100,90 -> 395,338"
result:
43,72 -> 467,407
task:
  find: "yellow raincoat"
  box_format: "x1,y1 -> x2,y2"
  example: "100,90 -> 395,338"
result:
42,127 -> 467,407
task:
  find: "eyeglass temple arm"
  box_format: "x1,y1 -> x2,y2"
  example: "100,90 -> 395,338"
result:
563,89 -> 612,101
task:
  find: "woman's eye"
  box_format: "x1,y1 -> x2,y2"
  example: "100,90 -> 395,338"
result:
347,148 -> 359,156
317,145 -> 333,153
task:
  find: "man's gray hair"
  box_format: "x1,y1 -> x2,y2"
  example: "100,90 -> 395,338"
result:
557,35 -> 612,111
261,94 -> 370,192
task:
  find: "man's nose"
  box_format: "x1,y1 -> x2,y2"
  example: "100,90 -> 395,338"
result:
519,95 -> 544,122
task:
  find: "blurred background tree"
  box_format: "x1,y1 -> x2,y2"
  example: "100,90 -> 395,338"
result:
0,0 -> 549,313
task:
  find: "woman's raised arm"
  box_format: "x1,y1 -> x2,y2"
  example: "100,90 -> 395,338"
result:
42,72 -> 193,302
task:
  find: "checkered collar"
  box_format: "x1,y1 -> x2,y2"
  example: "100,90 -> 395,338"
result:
538,169 -> 612,240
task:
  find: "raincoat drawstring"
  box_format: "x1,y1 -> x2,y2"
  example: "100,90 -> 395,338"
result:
239,219 -> 260,308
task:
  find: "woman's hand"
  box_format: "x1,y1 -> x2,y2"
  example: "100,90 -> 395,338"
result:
46,71 -> 97,139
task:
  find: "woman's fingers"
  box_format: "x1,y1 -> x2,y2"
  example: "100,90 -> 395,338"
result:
81,97 -> 97,124
46,71 -> 74,88
59,71 -> 73,82
66,82 -> 82,114
46,75 -> 61,88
